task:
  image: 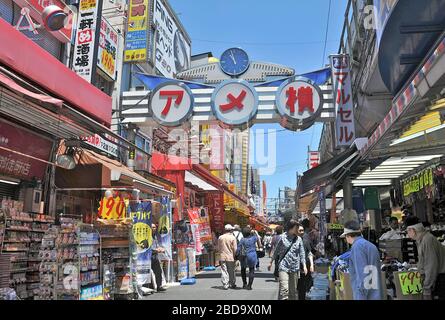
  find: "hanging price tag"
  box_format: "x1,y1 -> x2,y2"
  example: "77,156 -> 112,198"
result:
98,196 -> 127,220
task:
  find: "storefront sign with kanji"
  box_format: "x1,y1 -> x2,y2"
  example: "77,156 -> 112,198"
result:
72,0 -> 101,82
150,82 -> 194,126
330,54 -> 356,147
211,80 -> 259,127
276,77 -> 323,126
97,17 -> 118,80
124,0 -> 149,62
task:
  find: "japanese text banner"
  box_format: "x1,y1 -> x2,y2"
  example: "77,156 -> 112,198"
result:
330,54 -> 356,147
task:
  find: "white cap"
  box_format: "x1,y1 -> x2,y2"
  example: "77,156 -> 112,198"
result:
225,224 -> 234,231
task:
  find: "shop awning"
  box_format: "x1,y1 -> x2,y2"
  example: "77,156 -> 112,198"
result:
84,150 -> 171,194
56,149 -> 172,195
185,171 -> 218,191
351,155 -> 443,186
0,71 -> 63,107
299,147 -> 359,196
0,18 -> 111,126
297,192 -> 319,214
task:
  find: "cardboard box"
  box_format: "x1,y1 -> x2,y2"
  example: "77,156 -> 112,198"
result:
335,270 -> 387,300
393,271 -> 423,300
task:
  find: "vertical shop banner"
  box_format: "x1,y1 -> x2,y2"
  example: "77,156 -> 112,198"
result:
206,193 -> 224,233
330,54 -> 356,147
158,196 -> 172,260
262,180 -> 267,215
72,0 -> 102,82
198,207 -> 212,244
174,220 -> 194,248
129,201 -> 153,288
308,151 -> 320,169
97,17 -> 118,80
187,248 -> 197,277
187,208 -> 203,255
124,0 -> 149,62
177,247 -> 188,280
153,0 -> 191,77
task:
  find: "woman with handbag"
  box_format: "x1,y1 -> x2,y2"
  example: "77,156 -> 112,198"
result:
237,227 -> 263,290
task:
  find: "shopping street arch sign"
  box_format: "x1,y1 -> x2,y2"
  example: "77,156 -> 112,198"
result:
121,51 -> 354,133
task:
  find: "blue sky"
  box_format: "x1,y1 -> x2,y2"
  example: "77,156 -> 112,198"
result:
169,0 -> 348,198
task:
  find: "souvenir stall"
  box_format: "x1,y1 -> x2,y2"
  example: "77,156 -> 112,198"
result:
53,148 -> 173,299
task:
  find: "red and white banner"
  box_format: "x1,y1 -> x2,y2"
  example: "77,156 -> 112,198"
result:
330,54 -> 355,147
308,151 -> 320,169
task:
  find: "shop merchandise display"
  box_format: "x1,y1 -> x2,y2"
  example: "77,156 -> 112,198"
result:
307,273 -> 329,300
96,220 -> 133,299
35,218 -> 102,300
0,200 -> 54,299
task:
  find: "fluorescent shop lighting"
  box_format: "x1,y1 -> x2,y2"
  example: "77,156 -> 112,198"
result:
0,179 -> 20,185
351,179 -> 392,184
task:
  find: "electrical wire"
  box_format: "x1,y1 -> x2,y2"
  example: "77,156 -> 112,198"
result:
321,0 -> 333,67
192,38 -> 338,47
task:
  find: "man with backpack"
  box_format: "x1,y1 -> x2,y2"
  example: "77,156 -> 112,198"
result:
232,225 -> 243,271
268,219 -> 307,300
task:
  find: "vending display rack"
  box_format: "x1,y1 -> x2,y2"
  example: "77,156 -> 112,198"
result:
36,218 -> 103,300
0,200 -> 54,299
95,219 -> 133,299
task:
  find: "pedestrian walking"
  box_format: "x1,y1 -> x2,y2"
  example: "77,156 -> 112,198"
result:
406,216 -> 445,300
268,220 -> 307,300
263,232 -> 273,257
297,222 -> 315,300
270,226 -> 284,281
232,225 -> 243,271
151,224 -> 167,293
251,229 -> 263,271
341,220 -> 384,300
217,224 -> 237,290
237,227 -> 263,290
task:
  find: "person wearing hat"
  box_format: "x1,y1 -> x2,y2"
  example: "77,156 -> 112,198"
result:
217,224 -> 238,290
341,220 -> 384,300
406,216 -> 445,300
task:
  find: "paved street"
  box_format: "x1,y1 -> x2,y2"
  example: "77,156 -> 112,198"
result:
145,258 -> 279,300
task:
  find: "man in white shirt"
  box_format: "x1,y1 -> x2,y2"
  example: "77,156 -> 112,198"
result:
232,225 -> 243,243
379,217 -> 402,241
232,225 -> 243,271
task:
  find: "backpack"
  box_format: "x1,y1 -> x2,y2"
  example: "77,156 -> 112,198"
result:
235,239 -> 247,260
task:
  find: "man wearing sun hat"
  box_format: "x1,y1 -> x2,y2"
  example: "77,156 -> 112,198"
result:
217,224 -> 238,289
405,216 -> 445,300
341,220 -> 384,300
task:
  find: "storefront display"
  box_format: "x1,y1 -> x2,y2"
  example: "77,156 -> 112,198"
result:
95,219 -> 133,299
0,200 -> 54,299
35,218 -> 102,300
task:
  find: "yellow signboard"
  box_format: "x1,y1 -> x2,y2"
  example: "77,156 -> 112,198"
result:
98,197 -> 127,220
398,271 -> 423,295
124,0 -> 149,62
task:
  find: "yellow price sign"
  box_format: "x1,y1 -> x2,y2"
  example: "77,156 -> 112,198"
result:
328,223 -> 344,230
98,196 -> 127,220
100,51 -> 115,78
399,271 -> 423,295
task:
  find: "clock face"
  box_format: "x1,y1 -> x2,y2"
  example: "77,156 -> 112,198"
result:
219,48 -> 250,76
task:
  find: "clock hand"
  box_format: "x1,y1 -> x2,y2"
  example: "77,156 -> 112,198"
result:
230,50 -> 236,65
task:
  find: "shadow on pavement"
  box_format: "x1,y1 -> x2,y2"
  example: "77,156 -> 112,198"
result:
197,272 -> 275,279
